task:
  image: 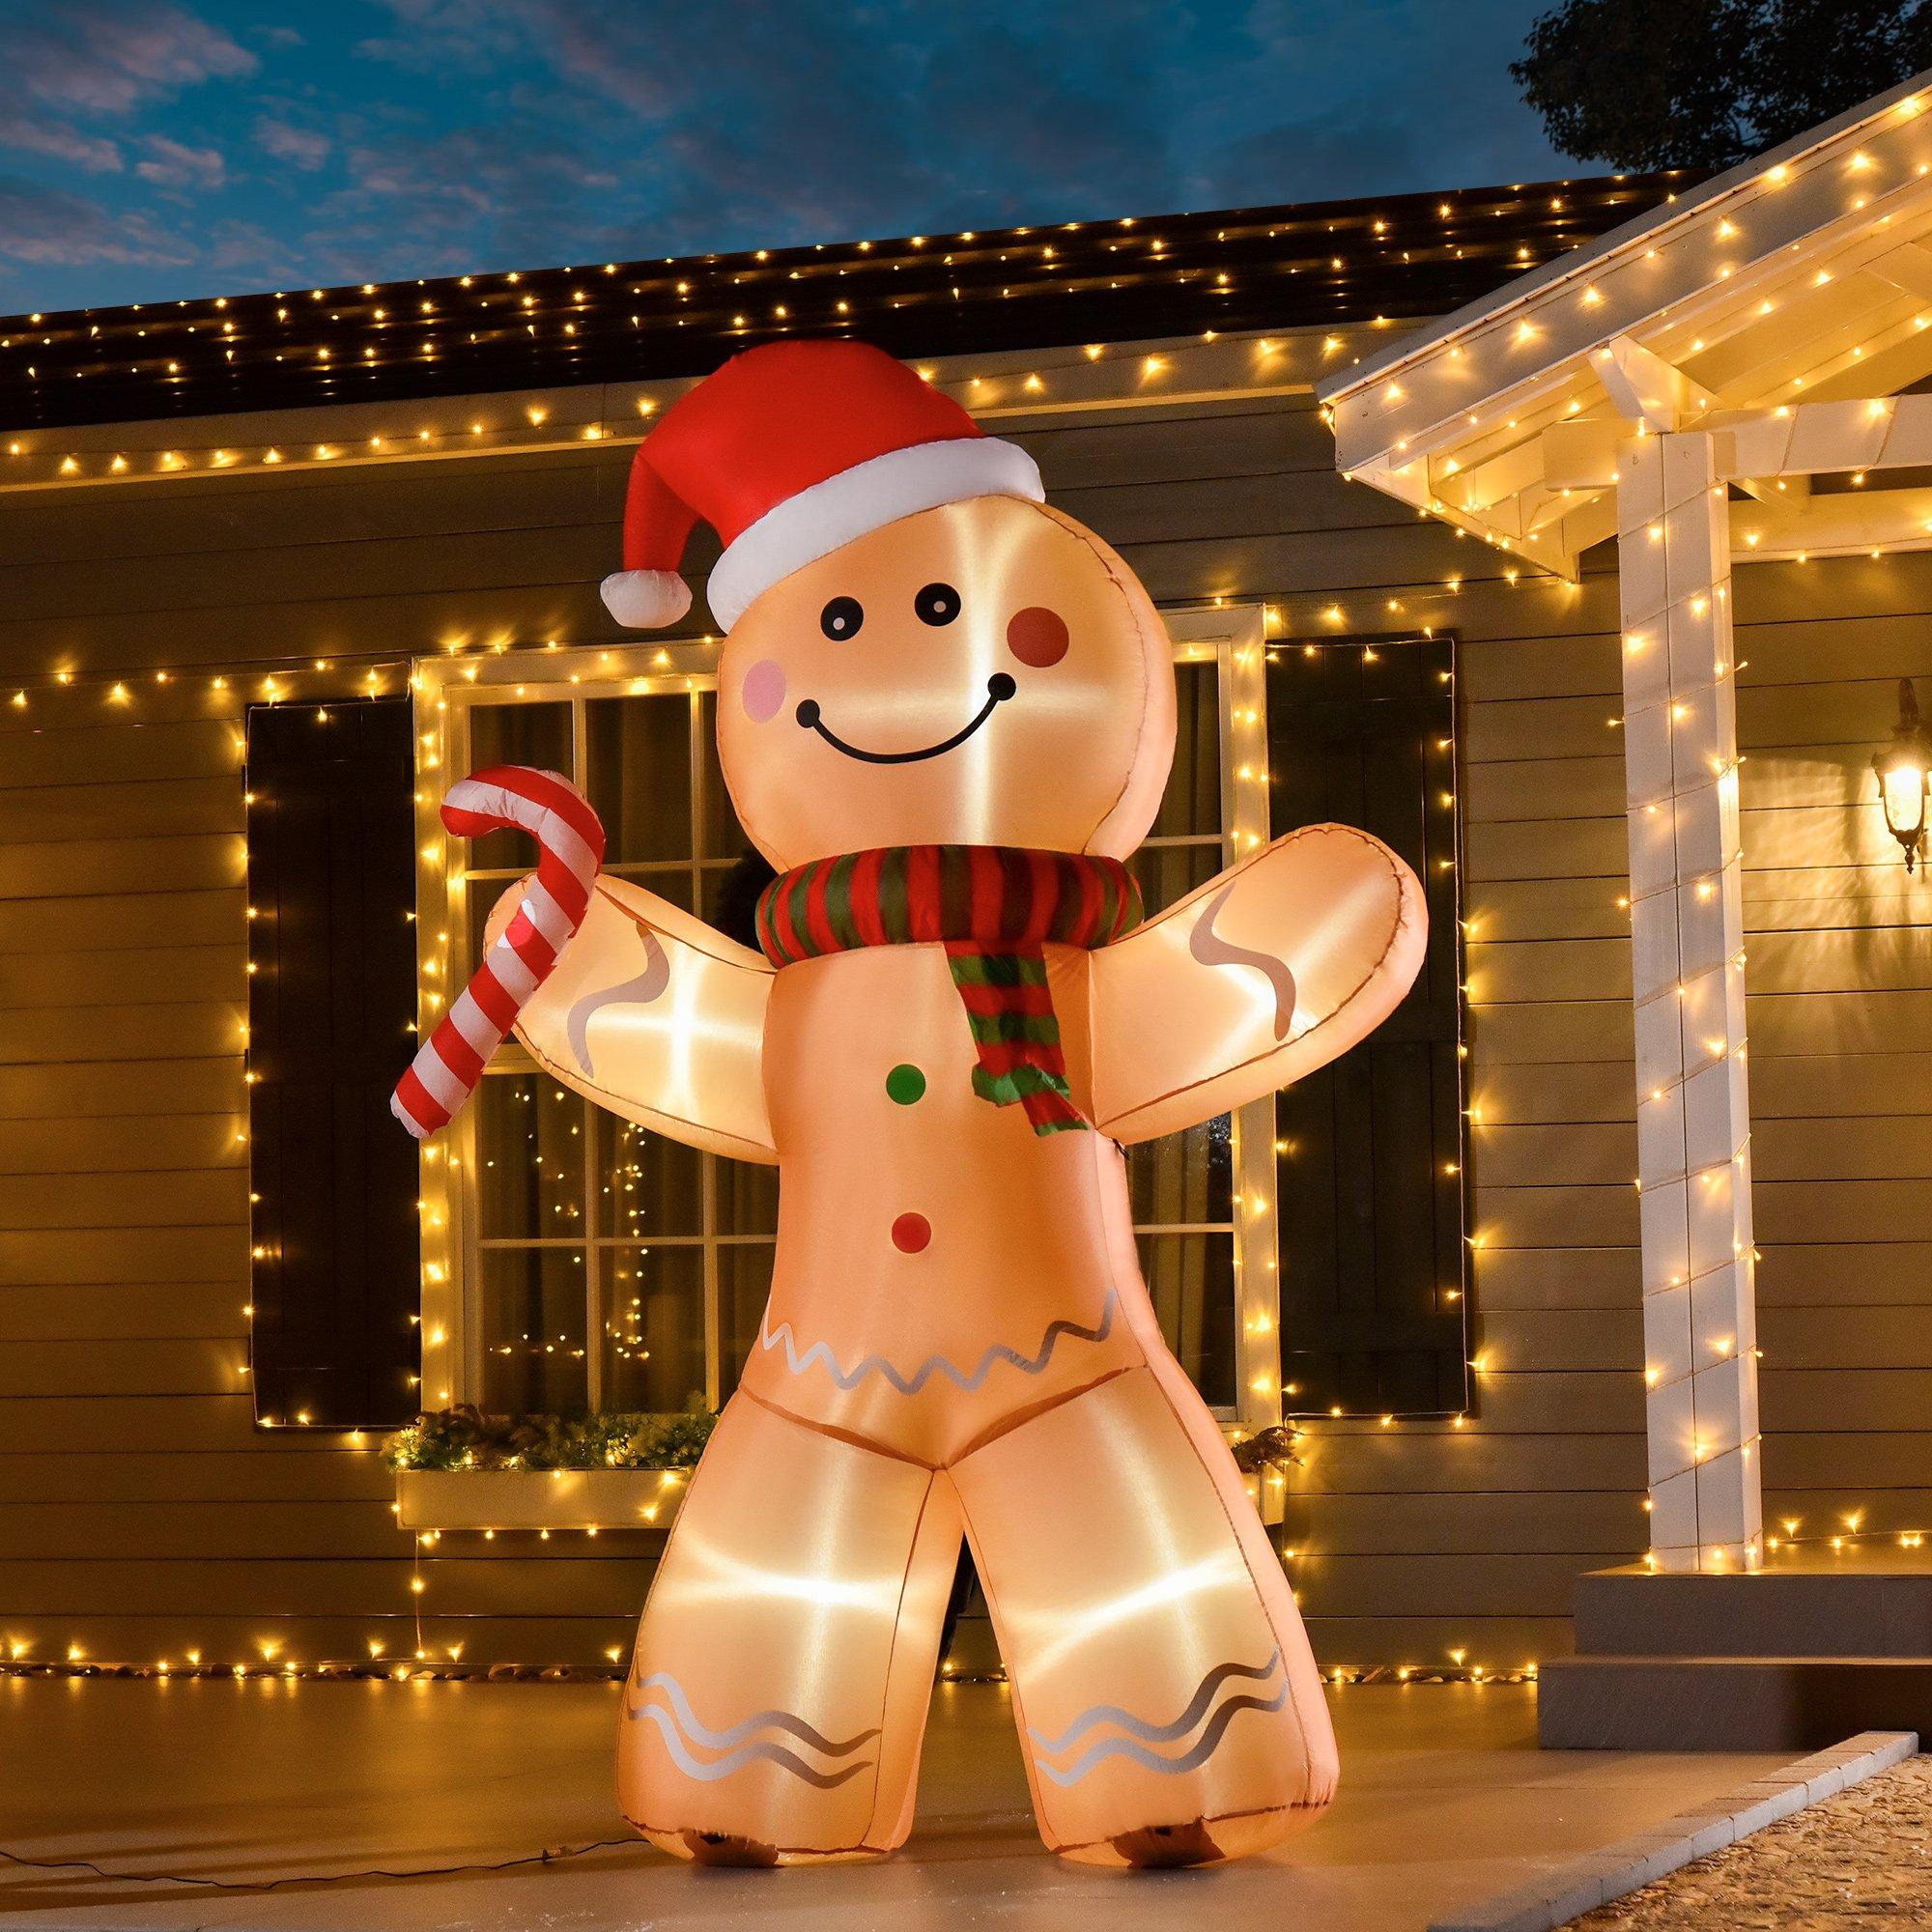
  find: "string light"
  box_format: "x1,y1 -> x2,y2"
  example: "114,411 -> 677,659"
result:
0,184 -> 1727,1682
0,174 -> 1674,450
1318,104 -> 1932,1577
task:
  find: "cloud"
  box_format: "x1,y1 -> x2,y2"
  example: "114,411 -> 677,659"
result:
202,214 -> 309,286
344,0 -> 1182,256
1213,0 -> 1563,201
134,131 -> 225,188
256,116 -> 330,170
0,112 -> 122,173
0,0 -> 1574,311
308,117 -> 623,277
1204,109 -> 1429,207
0,2 -> 255,119
354,0 -> 532,75
0,173 -> 190,270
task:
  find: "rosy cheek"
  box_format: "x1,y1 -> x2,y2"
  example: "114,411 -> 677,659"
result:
1006,606 -> 1069,668
740,659 -> 786,723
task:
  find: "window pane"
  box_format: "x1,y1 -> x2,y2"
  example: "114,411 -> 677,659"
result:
702,853 -> 776,949
717,1241 -> 776,1402
601,1245 -> 707,1410
1127,1113 -> 1233,1227
586,695 -> 692,866
598,1113 -> 704,1238
465,874 -> 520,979
481,1247 -> 588,1412
465,702 -> 572,867
716,1158 -> 779,1237
476,1074 -> 586,1238
1151,660 -> 1220,838
1129,839 -> 1219,918
696,691 -> 745,859
1138,1231 -> 1236,1407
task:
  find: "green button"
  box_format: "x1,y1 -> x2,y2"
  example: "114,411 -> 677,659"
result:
886,1063 -> 926,1106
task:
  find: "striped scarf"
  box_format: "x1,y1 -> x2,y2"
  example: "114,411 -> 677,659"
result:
755,845 -> 1142,1135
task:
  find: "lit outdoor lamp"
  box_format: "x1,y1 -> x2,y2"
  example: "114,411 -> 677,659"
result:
1874,678 -> 1932,872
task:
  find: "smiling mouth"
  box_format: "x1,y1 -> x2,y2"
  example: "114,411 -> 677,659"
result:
794,673 -> 1017,764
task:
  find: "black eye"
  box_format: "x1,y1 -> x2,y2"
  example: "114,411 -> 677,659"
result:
915,582 -> 960,627
820,596 -> 864,639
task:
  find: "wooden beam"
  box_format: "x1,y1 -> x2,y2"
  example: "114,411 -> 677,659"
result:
1556,491 -> 1619,560
1434,438 -> 1545,516
1715,392 -> 1932,476
1592,337 -> 1717,433
1617,429 -> 1763,1576
1867,239 -> 1932,301
1690,264 -> 1932,413
1545,417 -> 1623,491
1731,482 -> 1932,559
1734,473 -> 1811,506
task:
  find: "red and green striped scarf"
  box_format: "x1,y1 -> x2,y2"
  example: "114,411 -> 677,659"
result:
754,845 -> 1142,1135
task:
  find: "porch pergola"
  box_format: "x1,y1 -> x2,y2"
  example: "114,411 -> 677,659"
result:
1321,72 -> 1932,1576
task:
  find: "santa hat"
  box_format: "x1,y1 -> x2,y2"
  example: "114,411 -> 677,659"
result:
601,340 -> 1043,632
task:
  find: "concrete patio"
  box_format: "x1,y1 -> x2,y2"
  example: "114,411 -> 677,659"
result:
0,1677 -> 1791,1931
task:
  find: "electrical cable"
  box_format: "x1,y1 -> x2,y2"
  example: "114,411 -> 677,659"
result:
0,1837 -> 637,1891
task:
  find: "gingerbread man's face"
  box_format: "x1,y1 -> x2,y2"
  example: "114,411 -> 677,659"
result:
716,495 -> 1176,867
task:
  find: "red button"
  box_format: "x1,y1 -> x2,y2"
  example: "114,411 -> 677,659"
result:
891,1212 -> 931,1254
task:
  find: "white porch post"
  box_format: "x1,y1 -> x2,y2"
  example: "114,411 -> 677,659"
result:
1616,431 -> 1763,1573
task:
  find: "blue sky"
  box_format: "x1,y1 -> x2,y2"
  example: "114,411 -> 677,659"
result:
0,0 -> 1572,314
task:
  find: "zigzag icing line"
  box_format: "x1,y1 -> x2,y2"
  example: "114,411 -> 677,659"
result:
758,1289 -> 1118,1395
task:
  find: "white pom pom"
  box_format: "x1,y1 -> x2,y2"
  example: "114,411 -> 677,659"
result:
600,568 -> 693,629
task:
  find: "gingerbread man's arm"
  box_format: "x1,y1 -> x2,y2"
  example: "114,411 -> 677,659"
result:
1086,825 -> 1426,1145
486,874 -> 777,1163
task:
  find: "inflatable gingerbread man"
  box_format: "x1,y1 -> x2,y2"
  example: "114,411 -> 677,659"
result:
395,341 -> 1426,1867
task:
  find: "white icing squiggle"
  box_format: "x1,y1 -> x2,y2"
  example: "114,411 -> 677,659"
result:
1189,883 -> 1296,1040
758,1289 -> 1118,1395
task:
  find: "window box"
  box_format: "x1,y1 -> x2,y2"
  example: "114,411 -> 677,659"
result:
394,1465 -> 691,1533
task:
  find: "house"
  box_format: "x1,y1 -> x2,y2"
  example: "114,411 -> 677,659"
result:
5,131 -> 1925,1701
1323,69 -> 1932,1746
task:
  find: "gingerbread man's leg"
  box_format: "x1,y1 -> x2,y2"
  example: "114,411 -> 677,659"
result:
952,1360 -> 1336,1866
617,1392 -> 962,1864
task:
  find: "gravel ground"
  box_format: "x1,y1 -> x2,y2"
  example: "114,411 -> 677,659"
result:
1566,1755 -> 1932,1930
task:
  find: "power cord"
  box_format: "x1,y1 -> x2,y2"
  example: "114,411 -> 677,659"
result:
0,1837 -> 637,1891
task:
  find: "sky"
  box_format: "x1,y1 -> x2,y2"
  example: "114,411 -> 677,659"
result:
0,0 -> 1574,315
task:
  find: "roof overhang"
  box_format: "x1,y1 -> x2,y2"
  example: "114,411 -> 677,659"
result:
1318,71 -> 1932,579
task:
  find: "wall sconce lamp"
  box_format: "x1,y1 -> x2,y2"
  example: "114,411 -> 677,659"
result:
1874,678 -> 1931,872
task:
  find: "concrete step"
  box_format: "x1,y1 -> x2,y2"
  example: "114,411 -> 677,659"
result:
1575,1562 -> 1932,1660
1540,1653 -> 1932,1751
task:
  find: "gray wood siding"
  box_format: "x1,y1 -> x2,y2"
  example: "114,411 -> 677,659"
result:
2,333 -> 1927,1675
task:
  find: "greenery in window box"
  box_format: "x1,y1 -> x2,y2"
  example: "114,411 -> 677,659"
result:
384,1405 -> 718,1472
1229,1425 -> 1300,1476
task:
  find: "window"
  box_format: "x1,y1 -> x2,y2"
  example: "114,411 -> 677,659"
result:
246,696 -> 421,1429
412,617 -> 1282,1431
1266,633 -> 1468,1416
417,673 -> 774,1418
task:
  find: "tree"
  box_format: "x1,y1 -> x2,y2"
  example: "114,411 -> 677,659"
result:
1513,0 -> 1932,171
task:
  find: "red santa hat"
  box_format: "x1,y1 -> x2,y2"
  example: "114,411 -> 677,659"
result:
601,339 -> 1043,632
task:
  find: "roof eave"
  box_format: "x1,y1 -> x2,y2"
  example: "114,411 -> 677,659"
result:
1319,65 -> 1932,476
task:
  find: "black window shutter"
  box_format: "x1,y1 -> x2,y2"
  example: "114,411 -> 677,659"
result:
246,697 -> 421,1427
1267,637 -> 1468,1416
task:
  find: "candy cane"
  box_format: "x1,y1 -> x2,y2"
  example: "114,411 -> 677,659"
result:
391,765 -> 606,1140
